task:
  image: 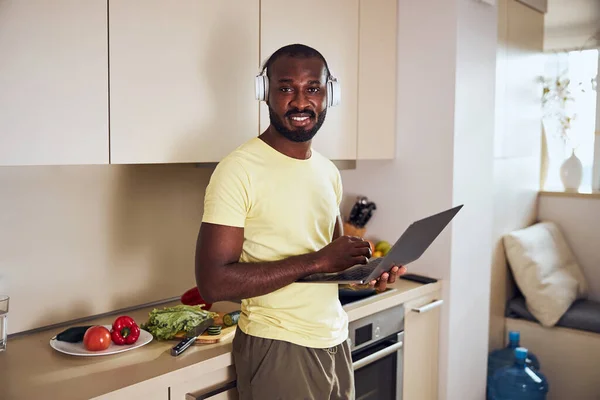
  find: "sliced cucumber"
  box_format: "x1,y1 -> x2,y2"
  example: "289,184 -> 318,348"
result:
223,311 -> 241,327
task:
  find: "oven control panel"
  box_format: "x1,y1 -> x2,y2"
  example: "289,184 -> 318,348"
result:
347,305 -> 404,352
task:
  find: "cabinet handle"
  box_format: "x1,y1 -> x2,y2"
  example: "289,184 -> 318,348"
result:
411,299 -> 443,313
185,380 -> 237,400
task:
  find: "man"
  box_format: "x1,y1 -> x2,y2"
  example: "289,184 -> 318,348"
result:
195,44 -> 406,400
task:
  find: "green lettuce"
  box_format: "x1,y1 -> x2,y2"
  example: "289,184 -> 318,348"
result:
141,305 -> 218,340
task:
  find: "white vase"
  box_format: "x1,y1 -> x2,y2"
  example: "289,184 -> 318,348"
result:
560,149 -> 583,191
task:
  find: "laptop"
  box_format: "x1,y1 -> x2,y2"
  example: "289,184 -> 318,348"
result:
297,204 -> 463,284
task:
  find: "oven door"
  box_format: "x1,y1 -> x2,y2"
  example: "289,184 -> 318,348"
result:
352,332 -> 404,400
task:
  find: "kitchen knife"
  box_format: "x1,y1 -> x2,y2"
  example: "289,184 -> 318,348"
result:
359,202 -> 377,227
348,196 -> 368,226
355,201 -> 377,227
170,317 -> 214,356
348,199 -> 362,225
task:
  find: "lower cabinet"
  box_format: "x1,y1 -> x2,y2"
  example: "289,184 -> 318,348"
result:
169,365 -> 238,400
184,381 -> 238,400
93,376 -> 171,399
94,365 -> 237,400
402,291 -> 443,400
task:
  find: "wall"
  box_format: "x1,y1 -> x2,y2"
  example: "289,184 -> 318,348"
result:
488,0 -> 544,351
341,0 -> 497,398
445,0 -> 497,398
544,0 -> 600,51
537,194 -> 600,301
0,164 -> 213,334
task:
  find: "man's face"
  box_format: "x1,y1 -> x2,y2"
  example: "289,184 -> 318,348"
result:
266,56 -> 328,142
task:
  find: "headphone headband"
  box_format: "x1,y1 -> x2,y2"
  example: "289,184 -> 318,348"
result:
254,66 -> 341,108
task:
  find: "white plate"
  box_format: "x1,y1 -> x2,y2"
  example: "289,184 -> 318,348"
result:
49,325 -> 153,357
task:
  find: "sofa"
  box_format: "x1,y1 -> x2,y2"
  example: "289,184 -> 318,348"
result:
502,221 -> 600,400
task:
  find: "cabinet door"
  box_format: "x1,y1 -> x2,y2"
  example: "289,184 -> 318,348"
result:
403,292 -> 443,400
260,0 -> 359,160
92,377 -> 169,400
170,366 -> 237,400
357,0 -> 397,160
109,1 -> 259,164
0,0 -> 109,166
185,382 -> 238,400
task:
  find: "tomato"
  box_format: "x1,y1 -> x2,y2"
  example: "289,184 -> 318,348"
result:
83,326 -> 112,351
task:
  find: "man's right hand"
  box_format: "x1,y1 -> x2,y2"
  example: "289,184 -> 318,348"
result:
315,235 -> 372,274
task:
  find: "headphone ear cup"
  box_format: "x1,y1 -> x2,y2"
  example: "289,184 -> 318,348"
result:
327,79 -> 341,107
255,75 -> 264,101
255,75 -> 269,101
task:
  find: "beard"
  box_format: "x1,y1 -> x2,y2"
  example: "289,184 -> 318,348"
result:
268,106 -> 327,143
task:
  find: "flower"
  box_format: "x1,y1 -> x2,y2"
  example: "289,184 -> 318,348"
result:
539,74 -> 578,145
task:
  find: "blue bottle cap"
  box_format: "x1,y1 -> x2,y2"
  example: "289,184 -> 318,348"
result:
515,347 -> 527,360
509,331 -> 520,342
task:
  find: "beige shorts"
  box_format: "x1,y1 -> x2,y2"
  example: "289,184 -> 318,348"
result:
232,329 -> 355,400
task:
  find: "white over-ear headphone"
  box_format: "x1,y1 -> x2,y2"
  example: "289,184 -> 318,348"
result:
254,68 -> 341,108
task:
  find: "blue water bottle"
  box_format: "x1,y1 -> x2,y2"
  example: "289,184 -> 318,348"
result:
487,331 -> 540,398
489,347 -> 549,400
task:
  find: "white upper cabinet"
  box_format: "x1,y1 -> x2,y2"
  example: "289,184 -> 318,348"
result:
0,1 -> 397,166
357,0 -> 397,160
0,0 -> 109,166
108,0 -> 260,164
259,0 -> 359,161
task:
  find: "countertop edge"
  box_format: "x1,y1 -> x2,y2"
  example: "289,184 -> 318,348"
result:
344,281 -> 442,322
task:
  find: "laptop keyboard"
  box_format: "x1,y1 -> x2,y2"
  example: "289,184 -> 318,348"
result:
319,257 -> 383,281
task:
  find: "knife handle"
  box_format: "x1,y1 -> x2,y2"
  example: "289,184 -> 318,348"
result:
171,336 -> 197,356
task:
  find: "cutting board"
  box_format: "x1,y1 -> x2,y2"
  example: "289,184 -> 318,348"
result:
173,311 -> 237,344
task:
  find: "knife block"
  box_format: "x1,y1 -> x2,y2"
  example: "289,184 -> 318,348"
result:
343,221 -> 366,238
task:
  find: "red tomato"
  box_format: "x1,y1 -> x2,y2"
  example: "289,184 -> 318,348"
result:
83,326 -> 111,351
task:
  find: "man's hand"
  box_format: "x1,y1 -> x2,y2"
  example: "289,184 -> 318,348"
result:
315,235 -> 372,274
368,265 -> 407,292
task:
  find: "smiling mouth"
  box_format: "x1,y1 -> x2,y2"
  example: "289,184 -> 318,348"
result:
291,116 -> 310,122
287,113 -> 314,127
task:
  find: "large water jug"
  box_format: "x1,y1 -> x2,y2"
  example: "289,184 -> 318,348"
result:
489,347 -> 549,400
487,331 -> 540,398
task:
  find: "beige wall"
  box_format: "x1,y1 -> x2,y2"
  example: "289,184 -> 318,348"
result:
0,164 -> 213,334
538,194 -> 600,301
343,0 -> 497,398
445,0 -> 497,397
544,0 -> 600,51
488,0 -> 544,351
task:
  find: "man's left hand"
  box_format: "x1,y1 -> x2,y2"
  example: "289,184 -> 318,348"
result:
369,265 -> 407,292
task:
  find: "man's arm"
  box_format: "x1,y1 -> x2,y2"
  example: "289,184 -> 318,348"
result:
195,222 -> 371,303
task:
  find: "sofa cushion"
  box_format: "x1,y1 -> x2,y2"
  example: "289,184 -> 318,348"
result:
503,221 -> 588,327
506,295 -> 600,334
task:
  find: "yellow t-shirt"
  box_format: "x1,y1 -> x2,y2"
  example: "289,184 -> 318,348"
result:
202,137 -> 348,348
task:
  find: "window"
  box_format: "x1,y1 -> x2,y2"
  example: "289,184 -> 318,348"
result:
541,49 -> 599,192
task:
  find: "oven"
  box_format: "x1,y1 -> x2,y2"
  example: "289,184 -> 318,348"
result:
348,304 -> 404,400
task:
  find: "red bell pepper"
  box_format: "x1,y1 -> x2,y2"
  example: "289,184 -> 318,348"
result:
110,316 -> 140,345
180,287 -> 213,310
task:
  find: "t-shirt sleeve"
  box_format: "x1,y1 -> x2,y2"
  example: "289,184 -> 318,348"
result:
334,167 -> 343,213
202,157 -> 250,228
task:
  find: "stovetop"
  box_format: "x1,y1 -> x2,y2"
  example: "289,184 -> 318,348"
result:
339,287 -> 397,306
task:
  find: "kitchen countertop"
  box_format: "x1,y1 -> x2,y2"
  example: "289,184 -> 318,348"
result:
0,279 -> 442,400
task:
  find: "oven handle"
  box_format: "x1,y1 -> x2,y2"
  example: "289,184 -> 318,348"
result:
352,340 -> 403,371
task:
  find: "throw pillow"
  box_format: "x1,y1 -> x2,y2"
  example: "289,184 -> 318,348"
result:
503,221 -> 588,327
